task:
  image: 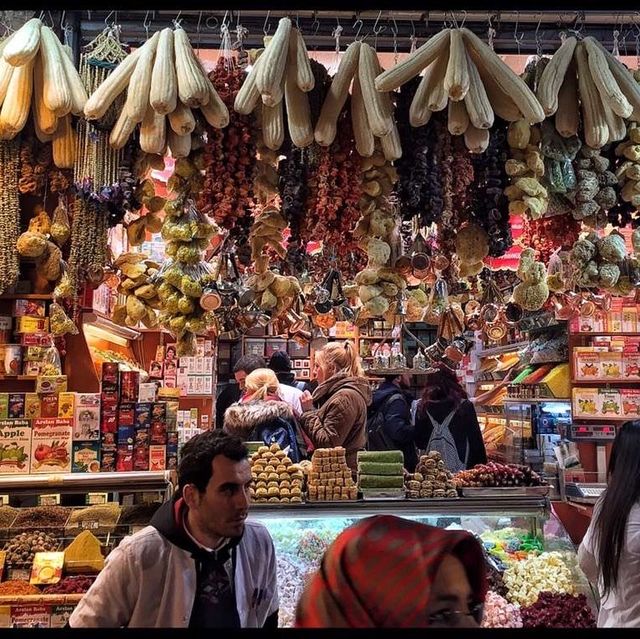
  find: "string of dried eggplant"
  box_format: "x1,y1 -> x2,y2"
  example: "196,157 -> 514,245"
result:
0,139 -> 21,294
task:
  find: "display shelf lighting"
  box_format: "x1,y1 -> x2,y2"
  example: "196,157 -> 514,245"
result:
83,312 -> 141,346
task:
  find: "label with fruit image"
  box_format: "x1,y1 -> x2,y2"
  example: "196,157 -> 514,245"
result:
0,419 -> 31,474
31,418 -> 72,473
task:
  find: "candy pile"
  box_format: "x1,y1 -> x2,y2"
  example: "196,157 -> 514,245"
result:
250,444 -> 304,504
454,462 -> 544,488
307,448 -> 358,502
481,591 -> 523,628
503,551 -> 575,606
405,451 -> 458,498
481,528 -> 544,563
520,592 -> 596,628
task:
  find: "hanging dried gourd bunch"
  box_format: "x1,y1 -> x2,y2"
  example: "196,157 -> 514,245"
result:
376,28 -> 544,153
234,17 -> 316,150
0,17 -> 87,167
537,36 -> 639,148
0,139 -> 20,294
84,23 -> 228,156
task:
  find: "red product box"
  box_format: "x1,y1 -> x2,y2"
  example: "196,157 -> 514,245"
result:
117,403 -> 135,426
101,431 -> 117,451
19,333 -> 51,347
134,428 -> 150,447
101,449 -> 116,472
100,411 -> 117,434
116,445 -> 133,472
149,445 -> 166,471
100,391 -> 119,408
133,445 -> 149,471
39,394 -> 59,418
150,421 -> 167,445
101,362 -> 119,393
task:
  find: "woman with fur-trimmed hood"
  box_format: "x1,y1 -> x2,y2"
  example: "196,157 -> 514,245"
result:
223,368 -> 306,462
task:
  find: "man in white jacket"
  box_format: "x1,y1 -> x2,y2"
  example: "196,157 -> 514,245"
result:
70,430 -> 279,628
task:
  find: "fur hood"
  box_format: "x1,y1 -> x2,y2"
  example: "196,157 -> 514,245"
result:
223,400 -> 295,439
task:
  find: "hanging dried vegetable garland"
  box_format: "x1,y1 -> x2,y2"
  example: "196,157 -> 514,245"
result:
0,139 -> 21,294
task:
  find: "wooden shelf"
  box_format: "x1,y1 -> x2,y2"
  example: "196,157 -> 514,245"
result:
358,336 -> 388,340
570,332 -> 639,337
572,378 -> 639,384
572,416 -> 630,423
476,342 -> 529,358
0,375 -> 38,381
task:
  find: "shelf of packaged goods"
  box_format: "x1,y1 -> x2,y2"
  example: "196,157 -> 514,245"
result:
358,336 -> 390,340
504,398 -> 571,404
572,378 -> 640,385
572,416 -> 630,423
0,471 -> 176,495
0,294 -> 53,301
249,495 -> 549,519
476,342 -> 529,358
570,332 -> 639,337
475,405 -> 505,414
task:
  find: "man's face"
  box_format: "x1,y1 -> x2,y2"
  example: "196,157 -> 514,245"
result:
234,370 -> 247,390
185,455 -> 252,540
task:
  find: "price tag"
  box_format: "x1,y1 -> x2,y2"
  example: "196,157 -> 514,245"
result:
80,520 -> 99,531
0,495 -> 10,506
141,492 -> 161,504
121,494 -> 135,507
86,493 -> 108,506
37,494 -> 60,506
8,567 -> 30,581
46,475 -> 65,487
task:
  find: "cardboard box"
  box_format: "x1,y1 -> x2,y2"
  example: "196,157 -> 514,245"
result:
31,418 -> 72,473
165,401 -> 178,431
167,444 -> 178,470
100,391 -> 119,408
72,442 -> 100,473
12,300 -> 46,318
7,394 -> 25,419
100,449 -> 116,473
57,393 -> 75,419
598,389 -> 622,418
36,376 -> 67,394
600,352 -> 623,380
623,354 -> 640,380
134,428 -> 150,447
135,403 -> 152,428
10,604 -> 50,628
0,395 -> 7,420
0,419 -> 31,474
117,426 -> 135,446
76,393 -> 101,408
133,445 -> 149,471
623,305 -> 638,334
151,403 -> 166,422
138,383 -> 157,403
574,351 -> 602,380
73,406 -> 100,441
24,394 -> 40,420
150,421 -> 167,446
149,445 -> 166,471
40,395 -> 59,419
116,446 -> 133,472
572,387 -> 599,418
15,316 -> 48,334
621,389 -> 640,418
100,362 -> 119,393
117,403 -> 135,426
101,431 -> 117,451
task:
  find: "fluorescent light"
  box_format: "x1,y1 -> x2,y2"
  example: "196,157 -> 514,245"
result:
84,324 -> 130,347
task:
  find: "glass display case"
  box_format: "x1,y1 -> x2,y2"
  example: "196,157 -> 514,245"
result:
250,497 -> 595,628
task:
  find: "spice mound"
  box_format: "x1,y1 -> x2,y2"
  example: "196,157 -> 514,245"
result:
12,506 -> 70,530
65,503 -> 121,536
43,575 -> 96,595
0,580 -> 40,595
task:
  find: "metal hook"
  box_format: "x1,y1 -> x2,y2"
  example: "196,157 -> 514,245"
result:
372,10 -> 386,47
104,11 -> 114,27
458,10 -> 467,29
353,16 -> 364,41
174,11 -> 183,28
263,11 -> 271,36
221,10 -> 230,28
60,11 -> 66,30
143,11 -> 152,39
514,12 -> 525,55
311,13 -> 320,36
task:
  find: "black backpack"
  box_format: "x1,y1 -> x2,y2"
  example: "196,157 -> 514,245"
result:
366,392 -> 404,451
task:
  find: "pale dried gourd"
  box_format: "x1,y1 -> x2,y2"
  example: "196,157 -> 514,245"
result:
3,18 -> 41,67
150,28 -> 178,115
124,30 -> 160,122
173,27 -> 210,108
40,26 -> 72,117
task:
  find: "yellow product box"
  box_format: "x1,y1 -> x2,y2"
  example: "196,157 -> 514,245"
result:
30,551 -> 64,585
622,305 -> 638,334
599,389 -> 622,418
24,394 -> 40,420
36,376 -> 67,394
57,393 -> 75,419
16,316 -> 49,334
572,387 -> 599,418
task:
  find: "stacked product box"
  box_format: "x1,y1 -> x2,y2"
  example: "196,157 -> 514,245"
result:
573,336 -> 640,381
572,387 -> 640,419
153,339 -> 214,396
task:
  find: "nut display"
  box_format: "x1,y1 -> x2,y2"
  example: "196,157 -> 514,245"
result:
251,443 -> 303,504
12,506 -> 70,530
3,530 -> 59,566
65,503 -> 121,536
454,462 -> 544,488
404,451 -> 458,498
307,447 -> 357,502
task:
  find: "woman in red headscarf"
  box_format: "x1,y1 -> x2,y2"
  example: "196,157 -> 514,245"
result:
295,514 -> 487,628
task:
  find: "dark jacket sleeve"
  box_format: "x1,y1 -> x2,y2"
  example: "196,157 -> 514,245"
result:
216,384 -> 240,429
413,410 -> 432,450
459,400 -> 487,468
382,396 -> 415,445
263,610 -> 279,629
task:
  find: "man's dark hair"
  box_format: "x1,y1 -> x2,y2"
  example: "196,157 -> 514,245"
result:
233,354 -> 266,375
177,429 -> 248,494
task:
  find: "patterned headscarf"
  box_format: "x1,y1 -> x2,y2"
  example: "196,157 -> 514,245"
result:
295,514 -> 487,628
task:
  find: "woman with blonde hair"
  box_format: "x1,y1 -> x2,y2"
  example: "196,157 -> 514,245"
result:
223,368 -> 304,461
299,341 -> 371,472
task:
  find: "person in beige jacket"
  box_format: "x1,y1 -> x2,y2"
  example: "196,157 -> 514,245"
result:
299,341 -> 372,472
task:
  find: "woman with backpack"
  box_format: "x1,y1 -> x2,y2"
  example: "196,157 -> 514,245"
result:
414,364 -> 486,473
299,341 -> 372,473
223,368 -> 306,462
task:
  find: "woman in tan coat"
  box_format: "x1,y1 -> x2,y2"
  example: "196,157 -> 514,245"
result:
299,341 -> 372,472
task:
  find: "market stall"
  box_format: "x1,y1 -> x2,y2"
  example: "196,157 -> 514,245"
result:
0,7 -> 638,627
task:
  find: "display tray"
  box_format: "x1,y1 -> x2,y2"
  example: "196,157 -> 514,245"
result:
406,496 -> 460,501
361,494 -> 406,501
460,486 -> 550,497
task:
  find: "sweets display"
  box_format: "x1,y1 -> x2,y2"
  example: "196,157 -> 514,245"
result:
357,450 -> 405,498
250,443 -> 304,504
520,592 -> 596,628
481,591 -> 523,628
454,462 -> 544,488
307,448 -> 358,502
404,451 -> 458,498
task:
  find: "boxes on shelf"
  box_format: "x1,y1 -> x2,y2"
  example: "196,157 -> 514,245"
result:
31,418 -> 72,473
0,419 -> 31,474
12,299 -> 46,318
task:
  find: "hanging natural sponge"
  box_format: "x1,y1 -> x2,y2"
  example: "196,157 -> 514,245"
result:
513,248 -> 549,311
455,223 -> 489,277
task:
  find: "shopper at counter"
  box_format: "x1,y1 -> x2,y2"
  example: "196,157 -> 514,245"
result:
224,368 -> 305,462
299,341 -> 372,472
414,364 -> 486,472
268,350 -> 310,393
296,514 -> 487,628
368,373 -> 418,472
578,420 -> 640,628
69,430 -> 279,628
215,354 -> 266,428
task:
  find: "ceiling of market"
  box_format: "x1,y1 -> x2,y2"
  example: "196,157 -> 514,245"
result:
5,9 -> 640,54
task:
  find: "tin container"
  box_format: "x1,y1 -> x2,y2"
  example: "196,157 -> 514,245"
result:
3,345 -> 22,376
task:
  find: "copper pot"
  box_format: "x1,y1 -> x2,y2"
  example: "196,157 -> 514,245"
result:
504,302 -> 523,324
200,284 -> 222,312
551,295 -> 576,321
284,308 -> 305,334
314,312 -> 336,330
433,255 -> 450,272
394,255 -> 412,276
412,265 -> 432,281
592,292 -> 612,312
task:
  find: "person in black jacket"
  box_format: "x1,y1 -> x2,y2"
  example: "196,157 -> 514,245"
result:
268,351 -> 311,393
369,374 -> 418,472
414,364 -> 486,473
